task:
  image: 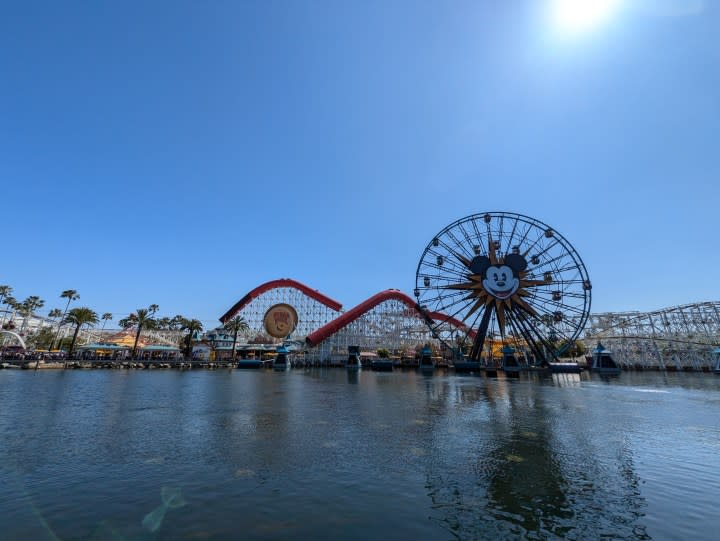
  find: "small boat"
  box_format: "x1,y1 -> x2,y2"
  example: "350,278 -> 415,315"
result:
236,359 -> 263,369
0,362 -> 22,369
549,362 -> 582,374
273,346 -> 289,371
370,359 -> 394,371
453,360 -> 482,373
418,346 -> 434,373
501,346 -> 521,376
346,346 -> 361,371
590,343 -> 621,375
713,348 -> 720,375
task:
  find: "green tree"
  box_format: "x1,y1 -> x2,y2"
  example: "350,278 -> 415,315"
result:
0,285 -> 15,329
99,312 -> 113,339
27,327 -> 56,350
376,348 -> 390,358
0,285 -> 11,305
181,318 -> 204,358
170,315 -> 185,331
52,289 -> 80,350
45,308 -> 63,349
223,316 -> 249,361
559,340 -> 586,358
64,307 -> 99,357
1,297 -> 18,330
19,296 -> 45,333
155,317 -> 171,330
119,305 -> 158,359
0,285 -> 12,327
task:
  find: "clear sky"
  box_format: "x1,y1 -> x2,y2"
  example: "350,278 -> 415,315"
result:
1,0 -> 718,328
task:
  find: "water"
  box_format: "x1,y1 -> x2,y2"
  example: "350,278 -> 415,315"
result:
1,369 -> 719,540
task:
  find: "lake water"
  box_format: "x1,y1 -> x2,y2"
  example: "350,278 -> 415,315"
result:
1,369 -> 719,540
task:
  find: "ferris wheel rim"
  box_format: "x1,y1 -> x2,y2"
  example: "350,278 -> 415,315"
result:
414,211 -> 592,360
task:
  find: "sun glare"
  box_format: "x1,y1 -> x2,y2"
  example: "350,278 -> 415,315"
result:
552,0 -> 620,33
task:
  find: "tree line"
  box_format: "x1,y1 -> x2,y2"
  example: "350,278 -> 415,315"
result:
0,285 -> 249,360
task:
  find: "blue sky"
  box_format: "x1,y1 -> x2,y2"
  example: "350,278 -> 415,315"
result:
1,1 -> 718,328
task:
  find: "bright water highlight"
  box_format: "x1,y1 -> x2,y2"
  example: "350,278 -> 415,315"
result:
1,369 -> 719,540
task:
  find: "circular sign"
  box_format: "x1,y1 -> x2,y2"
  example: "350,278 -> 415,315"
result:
263,303 -> 298,339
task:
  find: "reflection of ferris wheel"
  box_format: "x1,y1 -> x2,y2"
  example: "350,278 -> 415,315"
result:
415,212 -> 592,364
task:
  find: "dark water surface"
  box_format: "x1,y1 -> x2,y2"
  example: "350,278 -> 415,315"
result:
1,369 -> 719,540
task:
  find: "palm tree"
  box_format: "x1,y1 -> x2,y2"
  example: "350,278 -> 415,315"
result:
19,296 -> 45,333
170,315 -> 185,331
119,305 -> 159,359
0,285 -> 11,304
0,286 -> 13,328
181,318 -> 204,358
63,307 -> 99,357
224,316 -> 249,361
156,317 -> 171,330
99,312 -> 113,339
52,289 -> 80,350
1,296 -> 18,329
46,308 -> 62,333
61,290 -> 80,311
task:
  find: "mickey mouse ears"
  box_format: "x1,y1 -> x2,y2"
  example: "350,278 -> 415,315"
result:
469,254 -> 528,275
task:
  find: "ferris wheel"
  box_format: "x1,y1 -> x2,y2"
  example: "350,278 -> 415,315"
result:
414,212 -> 592,364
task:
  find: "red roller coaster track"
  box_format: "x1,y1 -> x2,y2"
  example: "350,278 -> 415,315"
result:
219,278 -> 343,323
306,289 -> 472,347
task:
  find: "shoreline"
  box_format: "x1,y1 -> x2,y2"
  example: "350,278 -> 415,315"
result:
1,360 -> 717,373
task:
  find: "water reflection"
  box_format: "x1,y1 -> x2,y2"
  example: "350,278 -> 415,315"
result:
1,370 -> 719,540
423,374 -> 652,539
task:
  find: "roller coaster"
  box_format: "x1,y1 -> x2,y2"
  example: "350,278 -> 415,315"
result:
218,279 -> 469,361
584,301 -> 720,370
217,279 -> 718,370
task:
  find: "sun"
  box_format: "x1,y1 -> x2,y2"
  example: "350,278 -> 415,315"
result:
551,0 -> 620,33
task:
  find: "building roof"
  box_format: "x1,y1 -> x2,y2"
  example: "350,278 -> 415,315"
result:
142,345 -> 181,351
78,343 -> 129,350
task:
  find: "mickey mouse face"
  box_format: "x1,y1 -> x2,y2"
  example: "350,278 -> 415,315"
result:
469,253 -> 528,301
482,265 -> 519,299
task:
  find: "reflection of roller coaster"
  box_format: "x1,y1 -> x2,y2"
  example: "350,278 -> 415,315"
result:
219,279 -> 470,360
584,301 -> 720,370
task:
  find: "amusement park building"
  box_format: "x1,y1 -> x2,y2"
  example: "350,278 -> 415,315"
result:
217,279 -> 720,369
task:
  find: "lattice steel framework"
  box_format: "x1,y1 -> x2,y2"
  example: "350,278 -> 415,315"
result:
307,299 -> 455,360
225,286 -> 341,342
584,301 -> 720,369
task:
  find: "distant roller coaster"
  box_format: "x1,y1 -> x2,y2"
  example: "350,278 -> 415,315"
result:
584,301 -> 720,370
